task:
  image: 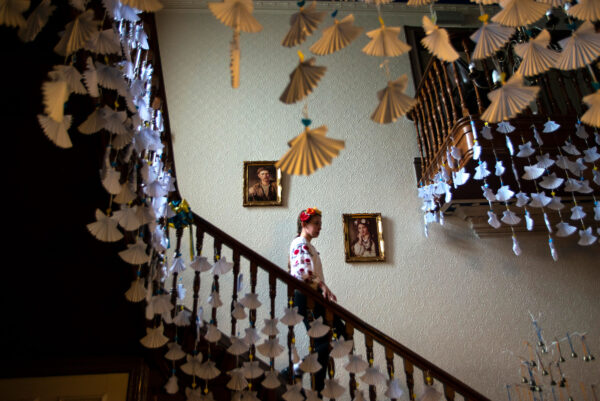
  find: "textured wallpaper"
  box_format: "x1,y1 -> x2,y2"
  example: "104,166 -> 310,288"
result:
156,5 -> 599,400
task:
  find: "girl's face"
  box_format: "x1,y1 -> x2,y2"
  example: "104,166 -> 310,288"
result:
358,223 -> 369,237
302,215 -> 322,240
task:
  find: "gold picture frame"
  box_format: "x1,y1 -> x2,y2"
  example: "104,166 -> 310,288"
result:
343,213 -> 385,262
243,161 -> 283,207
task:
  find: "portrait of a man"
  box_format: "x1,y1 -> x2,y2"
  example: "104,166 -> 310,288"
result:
243,161 -> 282,206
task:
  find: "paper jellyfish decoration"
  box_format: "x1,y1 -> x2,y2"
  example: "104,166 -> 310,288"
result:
227,368 -> 249,391
491,0 -> 549,28
385,378 -> 406,398
54,10 -> 98,56
205,324 -> 222,343
279,54 -> 326,104
197,360 -> 221,380
282,383 -> 305,401
140,324 -> 169,349
581,90 -> 600,128
262,370 -> 282,389
470,14 -> 515,61
330,338 -> 354,358
359,366 -> 387,386
181,353 -> 204,376
191,255 -> 212,272
120,0 -> 163,12
567,0 -> 600,22
371,75 -> 417,124
125,278 -> 146,302
87,209 -> 123,242
362,17 -> 411,57
364,0 -> 392,5
480,73 -> 540,123
555,21 -> 600,70
212,256 -> 234,275
307,316 -> 330,338
321,378 -> 346,399
276,122 -> 345,176
280,306 -> 303,326
38,114 -> 73,149
421,15 -> 459,62
257,337 -> 285,358
239,293 -> 262,309
418,385 -> 443,401
119,238 -> 151,265
514,29 -> 559,77
208,0 -> 262,88
242,327 -> 261,345
282,1 -> 325,47
165,342 -> 187,361
300,352 -> 323,373
310,14 -> 363,56
261,318 -> 280,336
305,390 -> 322,401
344,354 -> 369,373
407,0 -> 436,6
242,361 -> 264,379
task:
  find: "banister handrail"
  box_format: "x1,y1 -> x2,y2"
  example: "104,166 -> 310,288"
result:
148,13 -> 490,401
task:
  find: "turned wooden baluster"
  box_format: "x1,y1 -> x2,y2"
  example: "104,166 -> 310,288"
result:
425,78 -> 444,149
365,335 -> 376,401
418,101 -> 435,163
452,61 -> 470,117
346,323 -> 357,399
542,74 -> 559,115
230,249 -> 240,337
428,70 -> 448,137
422,92 -> 441,156
286,286 -> 296,384
385,348 -> 397,401
412,110 -> 429,179
324,309 -> 336,398
192,226 -> 205,327
556,72 -> 574,114
444,384 -> 456,401
211,240 -> 222,326
481,60 -> 493,94
306,296 -> 317,390
268,272 -> 277,367
249,261 -> 258,357
170,226 -> 184,315
461,39 -> 484,114
441,61 -> 459,122
433,60 -> 453,129
404,359 -> 416,400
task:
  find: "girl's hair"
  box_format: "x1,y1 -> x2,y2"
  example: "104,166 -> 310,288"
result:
296,208 -> 321,235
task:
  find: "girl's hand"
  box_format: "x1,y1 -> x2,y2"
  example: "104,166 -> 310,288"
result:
319,282 -> 337,302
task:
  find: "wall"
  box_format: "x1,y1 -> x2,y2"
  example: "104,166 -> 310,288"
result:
156,3 -> 599,399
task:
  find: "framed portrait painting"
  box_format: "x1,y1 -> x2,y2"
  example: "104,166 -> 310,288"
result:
243,161 -> 282,206
343,213 -> 385,262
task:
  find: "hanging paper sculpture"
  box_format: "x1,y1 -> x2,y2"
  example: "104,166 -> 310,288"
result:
18,0 -> 55,42
280,52 -> 326,104
321,378 -> 346,399
362,17 -> 411,57
470,14 -> 515,61
54,9 -> 98,56
120,0 -> 163,12
407,0 -> 436,6
310,13 -> 362,56
421,15 -> 459,62
371,74 -> 417,124
581,90 -> 600,127
140,324 -> 169,348
364,0 -> 392,5
491,0 -> 549,28
208,0 -> 262,88
514,30 -> 559,77
480,73 -> 540,123
567,0 -> 600,22
555,21 -> 600,71
275,119 -> 345,176
282,0 -> 325,47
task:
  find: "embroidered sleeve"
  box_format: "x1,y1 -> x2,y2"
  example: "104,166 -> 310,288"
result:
289,242 -> 320,285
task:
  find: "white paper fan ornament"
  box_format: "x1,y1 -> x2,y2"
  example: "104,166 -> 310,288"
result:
501,210 -> 521,225
197,360 -> 221,380
517,142 -> 535,157
496,185 -> 514,202
54,10 -> 98,56
556,21 -> 600,71
261,370 -> 281,389
576,180 -> 593,194
120,0 -> 163,12
49,65 -> 86,96
232,302 -> 247,320
487,210 -> 501,228
140,324 -> 169,348
191,256 -> 212,272
227,336 -> 250,355
18,0 -> 55,41
529,192 -> 551,207
584,146 -> 600,162
242,327 -> 261,345
497,121 -> 516,133
150,294 -> 173,315
85,28 -> 122,55
536,153 -> 555,169
556,221 -> 577,237
322,378 -> 345,398
491,0 -> 549,28
474,162 -> 491,180
170,256 -> 186,274
330,338 -> 353,358
257,337 -> 285,358
103,0 -> 141,22
165,342 -> 186,361
38,113 -> 73,148
0,0 -> 30,28
280,306 -> 303,326
207,291 -> 223,308
212,257 -> 234,275
344,354 -> 369,373
421,15 -> 459,62
125,278 -> 146,302
164,375 -> 178,394
419,385 -> 443,401
174,309 -> 191,327
385,378 -> 406,398
578,227 -> 597,245
113,205 -> 141,231
119,238 -> 150,265
568,0 -> 600,23
548,196 -> 564,210
539,173 -> 564,189
102,167 -> 122,195
307,316 -> 330,338
594,203 -> 600,220
83,57 -> 100,97
227,368 -> 248,391
87,209 -> 123,242
261,318 -> 280,336
481,74 -> 540,123
522,165 -> 545,180
515,192 -> 530,207
300,352 -> 322,373
242,361 -> 264,379
113,183 -> 136,204
581,90 -> 600,128
282,383 -> 305,401
470,15 -> 515,61
360,366 -> 387,386
452,167 -> 470,187
362,18 -> 411,57
514,29 -> 559,77
371,75 -> 417,124
238,293 -> 261,309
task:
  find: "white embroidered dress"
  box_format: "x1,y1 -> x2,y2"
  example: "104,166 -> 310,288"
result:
289,236 -> 325,288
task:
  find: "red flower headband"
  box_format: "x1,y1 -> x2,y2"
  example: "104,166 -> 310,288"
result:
300,207 -> 322,222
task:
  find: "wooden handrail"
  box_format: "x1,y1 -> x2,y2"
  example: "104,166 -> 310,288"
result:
147,13 -> 490,401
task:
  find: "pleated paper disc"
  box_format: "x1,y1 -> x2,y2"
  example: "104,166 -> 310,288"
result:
568,0 -> 600,22
481,74 -> 540,122
310,14 -> 363,56
470,23 -> 514,60
208,0 -> 263,33
538,0 -> 568,7
275,125 -> 345,176
407,0 -> 436,6
555,21 -> 600,70
491,0 -> 549,27
364,0 -> 392,4
514,29 -> 559,76
279,57 -> 326,104
581,90 -> 600,128
371,75 -> 417,124
470,0 -> 499,4
282,1 -> 325,47
362,26 -> 411,57
421,16 -> 459,62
